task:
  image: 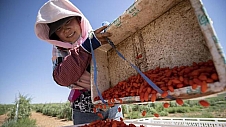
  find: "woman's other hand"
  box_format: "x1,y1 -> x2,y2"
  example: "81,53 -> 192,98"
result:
94,25 -> 112,45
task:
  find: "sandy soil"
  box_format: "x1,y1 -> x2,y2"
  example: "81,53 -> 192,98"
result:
0,114 -> 7,126
30,111 -> 73,127
0,112 -> 74,127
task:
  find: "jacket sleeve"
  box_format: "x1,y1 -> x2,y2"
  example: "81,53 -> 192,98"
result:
52,36 -> 101,86
81,33 -> 101,53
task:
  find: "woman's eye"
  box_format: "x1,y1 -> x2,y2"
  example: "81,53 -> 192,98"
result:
65,19 -> 71,25
56,26 -> 62,32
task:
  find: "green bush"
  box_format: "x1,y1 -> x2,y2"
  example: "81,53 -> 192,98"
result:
2,118 -> 36,127
32,102 -> 72,120
148,108 -> 157,114
0,104 -> 13,115
32,104 -> 45,113
165,107 -> 191,113
155,104 -> 164,112
7,94 -> 32,120
57,103 -> 72,120
128,111 -> 140,119
189,107 -> 200,112
159,111 -> 168,116
176,107 -> 190,113
165,107 -> 176,113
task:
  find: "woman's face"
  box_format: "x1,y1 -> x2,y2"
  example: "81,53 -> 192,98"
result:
55,17 -> 82,43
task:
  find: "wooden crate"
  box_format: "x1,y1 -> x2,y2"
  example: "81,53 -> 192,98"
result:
90,0 -> 226,104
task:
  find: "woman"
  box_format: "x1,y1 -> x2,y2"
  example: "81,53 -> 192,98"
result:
34,0 -> 122,125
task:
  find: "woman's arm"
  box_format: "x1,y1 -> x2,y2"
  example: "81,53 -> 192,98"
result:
53,46 -> 92,86
52,35 -> 101,86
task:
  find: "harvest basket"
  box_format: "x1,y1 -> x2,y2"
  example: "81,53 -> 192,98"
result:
90,0 -> 226,104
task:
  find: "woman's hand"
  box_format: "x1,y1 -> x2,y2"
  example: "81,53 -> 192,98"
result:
94,25 -> 112,45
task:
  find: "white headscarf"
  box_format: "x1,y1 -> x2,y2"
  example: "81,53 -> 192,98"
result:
34,0 -> 93,49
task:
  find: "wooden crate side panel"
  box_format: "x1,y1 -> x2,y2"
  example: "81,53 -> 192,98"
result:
91,50 -> 110,101
107,0 -> 212,87
99,0 -> 183,51
190,0 -> 226,87
142,0 -> 212,70
108,36 -> 137,86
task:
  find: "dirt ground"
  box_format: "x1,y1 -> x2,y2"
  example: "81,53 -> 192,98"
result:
0,114 -> 7,126
30,111 -> 73,127
0,112 -> 73,127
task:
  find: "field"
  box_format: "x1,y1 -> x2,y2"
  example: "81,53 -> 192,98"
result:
0,112 -> 72,127
0,92 -> 225,127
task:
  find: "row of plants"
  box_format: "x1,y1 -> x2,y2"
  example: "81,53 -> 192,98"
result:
1,94 -> 37,127
1,92 -> 225,126
0,104 -> 14,115
32,102 -> 72,120
123,92 -> 226,119
1,118 -> 36,127
30,92 -> 226,120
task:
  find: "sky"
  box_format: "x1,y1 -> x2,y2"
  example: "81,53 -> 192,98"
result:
0,0 -> 225,104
